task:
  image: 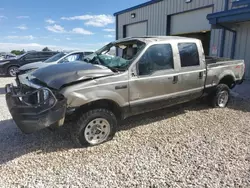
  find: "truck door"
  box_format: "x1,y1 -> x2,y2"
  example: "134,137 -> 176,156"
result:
128,43 -> 180,114
176,41 -> 206,100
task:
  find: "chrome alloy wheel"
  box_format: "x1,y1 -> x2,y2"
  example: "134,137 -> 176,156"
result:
217,91 -> 229,108
84,118 -> 111,145
9,67 -> 18,77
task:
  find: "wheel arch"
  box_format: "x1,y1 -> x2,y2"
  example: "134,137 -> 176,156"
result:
75,99 -> 127,121
6,64 -> 20,69
5,64 -> 20,76
219,74 -> 236,89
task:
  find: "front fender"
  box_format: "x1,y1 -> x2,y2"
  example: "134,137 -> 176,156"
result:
66,89 -> 128,108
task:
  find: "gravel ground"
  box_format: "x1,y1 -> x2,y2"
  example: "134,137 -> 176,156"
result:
0,77 -> 249,188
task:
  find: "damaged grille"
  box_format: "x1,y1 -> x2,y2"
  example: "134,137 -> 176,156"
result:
8,83 -> 63,114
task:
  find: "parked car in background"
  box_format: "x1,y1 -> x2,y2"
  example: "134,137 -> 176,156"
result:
0,55 -> 6,61
0,53 -> 16,60
5,37 -> 245,147
0,51 -> 58,76
18,51 -> 93,76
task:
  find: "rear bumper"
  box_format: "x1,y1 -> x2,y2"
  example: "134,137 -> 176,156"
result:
5,84 -> 67,134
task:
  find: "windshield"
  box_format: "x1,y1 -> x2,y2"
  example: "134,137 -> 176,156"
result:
44,52 -> 66,63
84,40 -> 145,71
16,53 -> 27,59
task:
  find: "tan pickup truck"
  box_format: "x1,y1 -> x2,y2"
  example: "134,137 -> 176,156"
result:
6,36 -> 245,147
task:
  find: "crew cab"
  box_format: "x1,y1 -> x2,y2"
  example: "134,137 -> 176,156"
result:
5,37 -> 245,147
0,51 -> 58,77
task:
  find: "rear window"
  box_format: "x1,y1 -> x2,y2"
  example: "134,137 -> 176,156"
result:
25,53 -> 39,59
178,43 -> 200,67
41,52 -> 57,57
84,52 -> 93,56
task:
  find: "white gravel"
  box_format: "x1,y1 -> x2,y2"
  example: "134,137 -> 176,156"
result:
0,77 -> 249,188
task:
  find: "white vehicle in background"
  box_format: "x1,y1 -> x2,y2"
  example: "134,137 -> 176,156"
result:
0,53 -> 16,60
18,51 -> 93,75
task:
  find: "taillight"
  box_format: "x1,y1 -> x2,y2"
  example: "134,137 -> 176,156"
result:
236,64 -> 245,75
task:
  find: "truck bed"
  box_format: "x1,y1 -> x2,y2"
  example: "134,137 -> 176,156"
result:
205,58 -> 245,88
205,56 -> 231,64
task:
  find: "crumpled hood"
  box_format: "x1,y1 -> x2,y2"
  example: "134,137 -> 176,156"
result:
32,61 -> 114,89
19,61 -> 55,71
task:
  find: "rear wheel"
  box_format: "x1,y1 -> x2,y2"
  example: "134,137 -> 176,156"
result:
70,108 -> 117,147
8,66 -> 19,77
209,84 -> 230,108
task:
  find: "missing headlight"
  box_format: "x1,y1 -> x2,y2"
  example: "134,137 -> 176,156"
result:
43,90 -> 49,101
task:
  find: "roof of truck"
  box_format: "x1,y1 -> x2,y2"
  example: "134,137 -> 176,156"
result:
115,36 -> 200,44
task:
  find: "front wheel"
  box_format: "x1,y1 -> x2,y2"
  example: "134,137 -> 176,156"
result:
8,66 -> 19,77
209,84 -> 230,108
70,109 -> 117,147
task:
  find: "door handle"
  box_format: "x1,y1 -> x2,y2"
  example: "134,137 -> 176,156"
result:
199,72 -> 204,79
115,85 -> 127,90
173,75 -> 178,84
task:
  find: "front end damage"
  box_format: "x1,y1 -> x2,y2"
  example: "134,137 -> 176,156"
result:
5,82 -> 67,134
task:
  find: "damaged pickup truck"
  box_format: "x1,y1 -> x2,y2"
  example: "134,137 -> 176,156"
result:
5,36 -> 245,147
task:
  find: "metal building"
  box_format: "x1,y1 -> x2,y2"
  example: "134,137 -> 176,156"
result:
114,0 -> 250,79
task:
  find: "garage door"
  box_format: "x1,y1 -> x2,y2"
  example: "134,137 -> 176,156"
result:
170,7 -> 213,35
125,21 -> 147,37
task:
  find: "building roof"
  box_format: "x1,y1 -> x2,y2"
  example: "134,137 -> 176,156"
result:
207,6 -> 250,26
113,0 -> 163,16
114,36 -> 200,44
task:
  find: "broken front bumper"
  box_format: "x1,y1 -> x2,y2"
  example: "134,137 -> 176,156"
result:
5,84 -> 67,134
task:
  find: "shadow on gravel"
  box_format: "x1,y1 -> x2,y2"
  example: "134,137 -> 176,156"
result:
0,97 -> 248,165
0,100 -> 207,165
119,97 -> 250,132
227,97 -> 250,113
119,99 -> 209,132
0,119 -> 74,165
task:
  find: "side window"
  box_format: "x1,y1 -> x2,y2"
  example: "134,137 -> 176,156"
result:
178,43 -> 200,67
63,53 -> 82,62
138,44 -> 174,76
43,52 -> 52,57
84,52 -> 93,56
38,52 -> 48,58
25,53 -> 38,60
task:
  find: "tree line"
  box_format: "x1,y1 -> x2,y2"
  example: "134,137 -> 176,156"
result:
10,47 -> 52,55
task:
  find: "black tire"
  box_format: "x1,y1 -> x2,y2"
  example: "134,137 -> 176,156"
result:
209,84 -> 230,108
70,108 -> 117,147
47,123 -> 59,132
7,66 -> 19,77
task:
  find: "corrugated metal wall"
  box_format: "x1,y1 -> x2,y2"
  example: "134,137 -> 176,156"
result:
117,0 -> 229,57
117,0 -> 250,78
235,22 -> 250,79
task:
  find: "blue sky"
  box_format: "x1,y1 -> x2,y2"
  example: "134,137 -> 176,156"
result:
0,0 -> 147,52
